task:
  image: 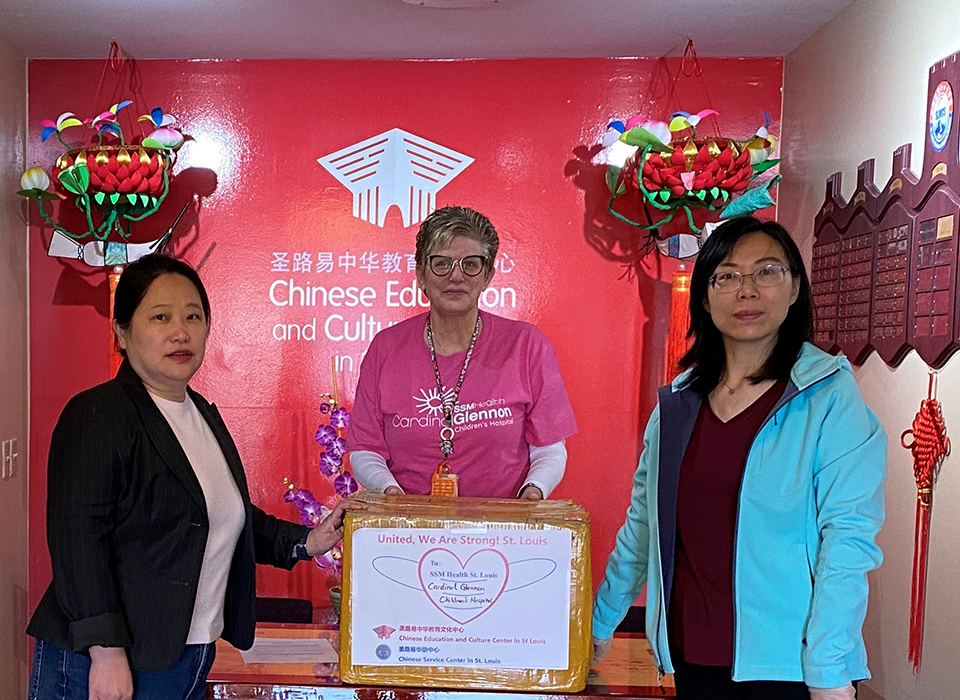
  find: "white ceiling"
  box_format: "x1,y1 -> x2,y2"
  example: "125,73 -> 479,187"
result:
0,0 -> 855,60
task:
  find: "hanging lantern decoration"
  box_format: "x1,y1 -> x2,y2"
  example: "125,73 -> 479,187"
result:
600,108 -> 780,258
19,101 -> 188,374
900,370 -> 950,675
598,102 -> 779,384
19,103 -> 185,243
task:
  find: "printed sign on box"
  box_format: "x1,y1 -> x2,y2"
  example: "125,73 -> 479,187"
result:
339,494 -> 592,691
350,527 -> 572,670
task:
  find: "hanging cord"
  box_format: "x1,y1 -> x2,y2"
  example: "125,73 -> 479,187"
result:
900,370 -> 950,675
88,41 -> 125,118
88,42 -> 150,141
659,40 -> 722,136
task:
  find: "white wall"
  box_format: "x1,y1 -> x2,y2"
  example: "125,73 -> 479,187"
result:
780,2 -> 960,698
0,31 -> 29,700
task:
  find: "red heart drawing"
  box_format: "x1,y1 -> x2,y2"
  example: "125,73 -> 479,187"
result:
417,548 -> 509,625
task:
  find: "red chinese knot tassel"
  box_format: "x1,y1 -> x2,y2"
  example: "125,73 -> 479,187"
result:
666,265 -> 692,382
108,266 -> 123,378
900,371 -> 950,675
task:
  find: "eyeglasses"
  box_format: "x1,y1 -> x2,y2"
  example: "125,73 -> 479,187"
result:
709,264 -> 792,292
428,255 -> 487,277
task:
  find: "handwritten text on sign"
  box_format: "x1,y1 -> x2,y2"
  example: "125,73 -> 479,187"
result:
350,528 -> 572,669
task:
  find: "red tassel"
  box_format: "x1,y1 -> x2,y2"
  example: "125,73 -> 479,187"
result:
901,371 -> 950,676
666,265 -> 692,382
908,499 -> 931,673
109,267 -> 123,378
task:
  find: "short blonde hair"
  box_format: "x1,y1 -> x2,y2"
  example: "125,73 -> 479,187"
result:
415,206 -> 499,270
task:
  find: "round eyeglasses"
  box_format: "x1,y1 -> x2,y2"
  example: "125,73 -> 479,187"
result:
428,255 -> 487,277
709,264 -> 792,292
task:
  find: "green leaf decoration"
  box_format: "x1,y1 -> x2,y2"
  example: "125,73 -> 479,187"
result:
606,166 -> 626,195
126,194 -> 138,205
658,190 -> 671,203
696,190 -> 706,201
94,192 -> 106,205
720,185 -> 777,219
722,190 -> 730,201
110,193 -> 121,205
140,194 -> 150,206
752,158 -> 781,174
710,187 -> 720,200
17,189 -> 60,201
141,137 -> 169,150
57,162 -> 90,195
622,127 -> 672,152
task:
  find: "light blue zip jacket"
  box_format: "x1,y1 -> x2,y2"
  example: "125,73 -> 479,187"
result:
593,344 -> 886,688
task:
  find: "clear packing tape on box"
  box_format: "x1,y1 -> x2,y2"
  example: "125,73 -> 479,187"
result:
340,492 -> 592,691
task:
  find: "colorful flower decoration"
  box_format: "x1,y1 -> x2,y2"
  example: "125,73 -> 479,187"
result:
18,99 -> 186,242
86,101 -> 133,142
284,389 -> 358,575
40,112 -> 83,144
601,108 -> 780,259
17,167 -> 59,200
138,107 -> 185,150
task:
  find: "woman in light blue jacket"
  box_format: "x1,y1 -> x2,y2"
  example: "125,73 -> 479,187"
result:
593,217 -> 885,700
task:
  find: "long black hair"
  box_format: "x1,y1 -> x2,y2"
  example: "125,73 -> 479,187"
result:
678,216 -> 814,395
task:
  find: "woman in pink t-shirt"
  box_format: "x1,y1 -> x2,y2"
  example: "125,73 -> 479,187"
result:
348,206 -> 577,499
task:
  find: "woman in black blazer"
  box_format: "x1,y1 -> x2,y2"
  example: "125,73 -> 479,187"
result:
27,255 -> 356,700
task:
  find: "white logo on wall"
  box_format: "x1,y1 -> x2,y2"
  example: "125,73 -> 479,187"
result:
317,129 -> 474,229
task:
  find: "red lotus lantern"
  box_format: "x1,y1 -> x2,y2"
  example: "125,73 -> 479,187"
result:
601,109 -> 780,257
18,102 -> 185,241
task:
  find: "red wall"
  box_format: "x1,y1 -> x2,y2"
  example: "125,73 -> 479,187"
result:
28,58 -> 782,609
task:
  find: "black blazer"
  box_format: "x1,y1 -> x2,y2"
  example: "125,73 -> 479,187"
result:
27,360 -> 307,671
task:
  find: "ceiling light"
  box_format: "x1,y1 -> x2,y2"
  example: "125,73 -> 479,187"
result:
400,0 -> 505,7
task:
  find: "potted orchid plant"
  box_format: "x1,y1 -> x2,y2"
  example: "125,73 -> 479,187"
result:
284,392 -> 359,617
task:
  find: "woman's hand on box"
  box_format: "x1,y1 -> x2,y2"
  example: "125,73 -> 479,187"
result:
519,484 -> 543,500
306,498 -> 367,556
592,636 -> 613,665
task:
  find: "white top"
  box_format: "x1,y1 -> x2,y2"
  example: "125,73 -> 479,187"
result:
150,391 -> 246,645
350,439 -> 568,497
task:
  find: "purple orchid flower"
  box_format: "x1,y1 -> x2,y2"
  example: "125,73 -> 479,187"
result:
319,451 -> 342,477
329,408 -> 350,429
283,487 -> 315,509
327,437 -> 347,458
334,471 -> 358,498
315,542 -> 343,572
300,499 -> 330,527
315,425 -> 338,447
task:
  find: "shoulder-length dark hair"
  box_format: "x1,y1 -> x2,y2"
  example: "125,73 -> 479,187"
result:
678,216 -> 813,395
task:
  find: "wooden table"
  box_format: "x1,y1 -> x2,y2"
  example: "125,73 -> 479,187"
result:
207,624 -> 675,699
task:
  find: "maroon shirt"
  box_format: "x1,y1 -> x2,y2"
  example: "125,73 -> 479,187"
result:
667,380 -> 787,665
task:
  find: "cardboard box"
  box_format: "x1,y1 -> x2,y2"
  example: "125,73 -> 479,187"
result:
340,493 -> 592,691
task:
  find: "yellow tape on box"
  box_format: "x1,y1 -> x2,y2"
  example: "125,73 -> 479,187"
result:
340,492 -> 591,691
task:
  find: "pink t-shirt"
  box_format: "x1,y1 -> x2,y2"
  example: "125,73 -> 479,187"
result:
347,310 -> 577,498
